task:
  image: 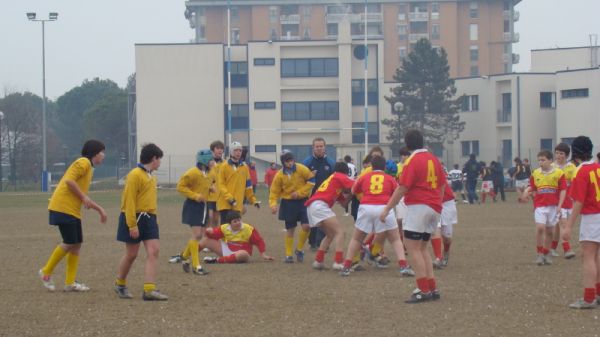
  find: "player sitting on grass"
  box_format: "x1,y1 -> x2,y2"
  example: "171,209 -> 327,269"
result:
201,211 -> 273,264
519,150 -> 566,266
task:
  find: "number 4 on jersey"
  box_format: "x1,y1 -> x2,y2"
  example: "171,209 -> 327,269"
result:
427,160 -> 438,189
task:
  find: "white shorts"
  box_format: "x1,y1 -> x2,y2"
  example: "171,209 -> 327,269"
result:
307,200 -> 335,227
220,240 -> 233,256
438,200 -> 457,237
481,180 -> 494,193
355,204 -> 398,234
580,214 -> 600,243
395,198 -> 407,220
560,208 -> 572,220
534,206 -> 558,227
404,204 -> 440,234
516,179 -> 529,189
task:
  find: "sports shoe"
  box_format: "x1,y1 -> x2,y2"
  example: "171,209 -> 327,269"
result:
368,255 -> 389,269
203,256 -> 218,264
38,269 -> 55,292
192,266 -> 209,275
114,285 -> 133,299
399,266 -> 416,277
431,289 -> 441,301
168,254 -> 182,263
565,251 -> 576,259
284,256 -> 294,264
143,289 -> 168,301
182,260 -> 191,273
543,254 -> 553,265
442,252 -> 450,267
295,250 -> 304,263
202,248 -> 211,253
536,254 -> 545,266
332,262 -> 344,271
312,261 -> 325,270
433,258 -> 444,270
339,267 -> 351,277
550,249 -> 559,257
64,281 -> 90,292
569,298 -> 597,309
351,262 -> 366,272
405,288 -> 432,304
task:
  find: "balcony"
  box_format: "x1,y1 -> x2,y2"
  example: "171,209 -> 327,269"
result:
409,33 -> 429,43
398,13 -> 406,21
512,53 -> 520,64
513,32 -> 519,43
280,14 -> 300,24
504,32 -> 519,43
360,12 -> 383,22
502,53 -> 511,63
409,12 -> 429,21
431,12 -> 439,20
497,109 -> 511,124
280,34 -> 301,41
513,11 -> 520,22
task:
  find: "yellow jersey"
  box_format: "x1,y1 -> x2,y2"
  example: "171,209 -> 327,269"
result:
176,166 -> 211,201
48,157 -> 93,219
217,160 -> 257,212
120,166 -> 158,229
207,160 -> 223,202
269,163 -> 315,207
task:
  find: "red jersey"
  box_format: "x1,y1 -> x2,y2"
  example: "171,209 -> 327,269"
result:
529,167 -> 566,208
400,149 -> 446,213
305,172 -> 355,208
569,161 -> 600,214
206,223 -> 266,255
264,168 -> 278,187
442,181 -> 455,202
353,170 -> 397,205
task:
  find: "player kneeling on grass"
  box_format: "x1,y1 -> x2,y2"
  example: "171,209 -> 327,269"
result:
519,150 -> 566,266
39,140 -> 108,292
201,211 -> 273,264
305,162 -> 355,271
562,136 -> 600,309
175,149 -> 214,276
341,156 -> 414,277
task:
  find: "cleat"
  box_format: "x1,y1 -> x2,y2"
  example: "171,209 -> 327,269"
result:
339,268 -> 351,277
38,269 -> 55,292
332,262 -> 344,271
543,254 -> 553,265
432,258 -> 444,270
405,288 -> 432,304
64,281 -> 90,292
368,254 -> 389,269
182,260 -> 191,273
312,261 -> 325,270
550,249 -> 559,257
295,250 -> 304,263
569,298 -> 597,309
351,262 -> 366,272
203,256 -> 218,264
202,248 -> 211,253
564,251 -> 576,259
284,256 -> 294,264
114,285 -> 133,299
442,252 -> 450,267
536,254 -> 545,266
169,254 -> 182,264
143,289 -> 168,301
192,266 -> 209,275
431,289 -> 441,301
399,266 -> 416,277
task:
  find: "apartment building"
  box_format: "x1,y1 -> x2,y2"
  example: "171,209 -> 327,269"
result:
184,0 -> 521,79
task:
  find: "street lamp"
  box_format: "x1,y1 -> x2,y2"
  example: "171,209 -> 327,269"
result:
0,110 -> 4,192
27,11 -> 58,192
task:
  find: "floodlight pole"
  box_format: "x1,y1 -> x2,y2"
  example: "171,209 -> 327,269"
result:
363,0 -> 369,157
226,0 -> 232,146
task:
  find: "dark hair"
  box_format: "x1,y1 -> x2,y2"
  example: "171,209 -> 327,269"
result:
453,164 -> 459,169
210,140 -> 225,151
362,155 -> 371,165
404,129 -> 424,150
399,147 -> 411,157
554,142 -> 571,157
81,140 -> 105,159
469,154 -> 476,160
571,136 -> 593,161
140,143 -> 164,164
225,210 -> 242,223
334,162 -> 350,175
514,157 -> 522,164
371,156 -> 386,171
368,146 -> 384,157
597,152 -> 600,162
537,150 -> 553,160
344,155 -> 352,163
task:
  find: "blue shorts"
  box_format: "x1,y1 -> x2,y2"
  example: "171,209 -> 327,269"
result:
278,199 -> 309,229
206,202 -> 217,211
117,212 -> 159,243
451,181 -> 463,192
182,199 -> 208,227
49,211 -> 83,244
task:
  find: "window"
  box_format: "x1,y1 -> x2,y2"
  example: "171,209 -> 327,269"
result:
503,1 -> 511,11
469,24 -> 478,41
469,2 -> 479,18
503,20 -> 510,33
255,145 -> 277,153
281,101 -> 339,121
224,104 -> 249,130
224,62 -> 248,87
269,6 -> 278,23
284,144 -> 336,162
231,28 -> 240,44
280,5 -> 299,15
429,142 -> 443,157
281,24 -> 299,38
231,7 -> 239,22
540,139 -> 553,151
398,24 -> 408,40
540,92 -> 556,108
410,21 -> 428,34
302,5 -> 311,19
461,95 -> 479,112
254,102 -> 276,109
399,46 -> 407,60
326,5 -> 348,14
470,46 -> 479,61
352,79 -> 379,106
431,24 -> 440,39
303,27 -> 311,40
561,137 -> 575,145
431,2 -> 440,13
561,88 -> 589,99
461,141 -> 479,157
327,23 -> 338,37
254,58 -> 275,66
352,122 -> 379,144
470,66 -> 479,76
499,92 -> 511,122
281,58 -> 338,78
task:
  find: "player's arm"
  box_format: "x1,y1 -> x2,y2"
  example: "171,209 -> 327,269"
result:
244,172 -> 259,207
269,174 -> 282,213
380,184 -> 408,222
556,175 -> 567,213
176,172 -> 204,202
123,174 -> 141,238
351,176 -> 363,195
295,168 -> 315,199
217,166 -> 235,204
249,228 -> 273,261
205,226 -> 224,240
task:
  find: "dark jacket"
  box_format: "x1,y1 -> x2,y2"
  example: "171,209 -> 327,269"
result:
303,155 -> 335,195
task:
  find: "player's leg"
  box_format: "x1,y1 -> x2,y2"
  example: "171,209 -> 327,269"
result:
341,228 -> 368,276
284,223 -> 297,263
385,228 -> 414,276
115,242 -> 140,299
430,227 -> 444,269
319,217 -> 345,269
141,239 -> 167,300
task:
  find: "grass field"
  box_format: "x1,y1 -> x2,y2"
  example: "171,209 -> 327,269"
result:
1,188 -> 599,337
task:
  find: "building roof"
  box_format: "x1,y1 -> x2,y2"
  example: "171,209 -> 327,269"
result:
532,46 -> 599,52
186,0 -> 520,6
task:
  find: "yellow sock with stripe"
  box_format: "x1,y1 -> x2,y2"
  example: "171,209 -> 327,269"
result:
371,242 -> 382,257
65,253 -> 79,285
285,236 -> 294,257
181,244 -> 190,260
115,278 -> 127,286
296,229 -> 310,251
42,245 -> 67,275
188,239 -> 200,268
352,253 -> 361,264
143,283 -> 156,293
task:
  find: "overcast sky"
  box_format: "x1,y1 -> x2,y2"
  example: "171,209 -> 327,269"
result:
1,0 -> 598,99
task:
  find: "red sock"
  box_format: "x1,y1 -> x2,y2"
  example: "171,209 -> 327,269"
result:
416,278 -> 430,293
315,250 -> 325,263
536,246 -> 543,254
562,242 -> 571,252
443,241 -> 451,253
217,254 -> 237,264
428,278 -> 437,291
431,238 -> 443,260
551,241 -> 559,250
481,193 -> 486,203
364,233 -> 375,247
596,283 -> 600,296
584,288 -> 596,304
398,259 -> 408,268
334,251 -> 344,264
343,259 -> 352,269
542,248 -> 549,255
